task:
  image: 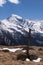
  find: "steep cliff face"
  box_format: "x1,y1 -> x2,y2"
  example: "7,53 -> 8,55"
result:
0,14 -> 43,46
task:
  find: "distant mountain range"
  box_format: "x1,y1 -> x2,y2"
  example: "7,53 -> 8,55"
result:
0,14 -> 43,46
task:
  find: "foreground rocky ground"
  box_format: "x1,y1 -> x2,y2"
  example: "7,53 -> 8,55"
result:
0,45 -> 43,65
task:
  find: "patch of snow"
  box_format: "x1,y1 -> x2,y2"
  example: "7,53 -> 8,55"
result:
26,58 -> 30,61
2,48 -> 23,52
3,48 -> 9,50
22,50 -> 26,53
33,58 -> 42,62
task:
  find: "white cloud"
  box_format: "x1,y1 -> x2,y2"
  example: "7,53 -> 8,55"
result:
0,0 -> 20,7
8,0 -> 20,4
0,0 -> 6,7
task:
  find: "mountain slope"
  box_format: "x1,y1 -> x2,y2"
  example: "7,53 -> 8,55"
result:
0,14 -> 43,46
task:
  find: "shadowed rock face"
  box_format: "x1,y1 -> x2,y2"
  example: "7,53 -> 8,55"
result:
0,14 -> 43,46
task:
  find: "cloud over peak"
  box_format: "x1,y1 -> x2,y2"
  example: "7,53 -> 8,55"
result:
0,0 -> 20,7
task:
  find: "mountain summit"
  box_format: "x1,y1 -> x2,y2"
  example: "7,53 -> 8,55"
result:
0,14 -> 43,46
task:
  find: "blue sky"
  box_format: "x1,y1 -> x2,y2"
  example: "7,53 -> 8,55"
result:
0,0 -> 43,20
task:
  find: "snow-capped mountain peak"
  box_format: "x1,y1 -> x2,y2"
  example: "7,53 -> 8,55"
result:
0,14 -> 43,46
7,14 -> 23,24
11,14 -> 22,19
